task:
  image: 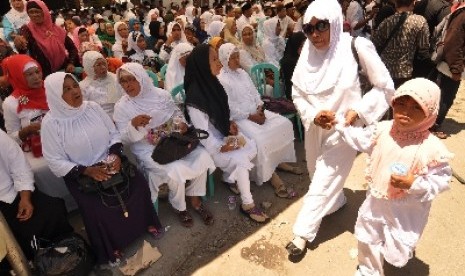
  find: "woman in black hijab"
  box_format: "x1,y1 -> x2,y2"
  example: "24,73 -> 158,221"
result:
280,32 -> 306,100
185,44 -> 269,223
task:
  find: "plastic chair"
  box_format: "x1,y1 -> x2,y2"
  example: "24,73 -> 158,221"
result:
146,70 -> 159,87
159,64 -> 168,81
169,84 -> 216,198
250,62 -> 303,141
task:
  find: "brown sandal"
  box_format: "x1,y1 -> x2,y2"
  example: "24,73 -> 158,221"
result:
194,203 -> 214,225
177,210 -> 194,228
432,131 -> 448,139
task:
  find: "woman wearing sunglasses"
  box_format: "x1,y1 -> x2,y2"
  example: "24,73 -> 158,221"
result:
286,0 -> 394,258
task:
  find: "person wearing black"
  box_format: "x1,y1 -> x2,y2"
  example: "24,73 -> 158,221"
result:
280,32 -> 306,100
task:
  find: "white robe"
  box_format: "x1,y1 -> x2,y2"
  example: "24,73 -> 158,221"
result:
80,72 -> 123,118
217,67 -> 296,184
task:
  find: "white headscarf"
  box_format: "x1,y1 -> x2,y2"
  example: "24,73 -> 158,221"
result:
113,21 -> 130,53
81,51 -> 121,105
114,63 -> 177,129
238,24 -> 265,62
166,22 -> 187,42
207,21 -> 226,37
128,31 -> 144,54
143,8 -> 160,35
263,17 -> 280,41
5,0 -> 29,32
211,14 -> 223,22
165,43 -> 193,92
218,43 -> 238,68
185,6 -> 196,24
291,0 -> 347,95
200,11 -> 214,29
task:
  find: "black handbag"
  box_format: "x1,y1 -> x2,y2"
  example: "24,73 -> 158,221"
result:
33,233 -> 95,276
151,127 -> 209,165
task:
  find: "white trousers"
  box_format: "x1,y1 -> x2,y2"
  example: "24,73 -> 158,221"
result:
223,168 -> 254,205
356,241 -> 384,276
168,171 -> 207,211
292,127 -> 356,241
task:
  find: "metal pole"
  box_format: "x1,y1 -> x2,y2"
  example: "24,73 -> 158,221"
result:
0,212 -> 31,276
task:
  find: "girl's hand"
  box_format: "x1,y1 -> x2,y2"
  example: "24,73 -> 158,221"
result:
344,109 -> 359,126
390,172 -> 415,190
229,121 -> 239,136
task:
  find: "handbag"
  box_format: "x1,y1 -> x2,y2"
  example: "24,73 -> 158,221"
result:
261,96 -> 297,114
33,233 -> 95,276
151,127 -> 209,165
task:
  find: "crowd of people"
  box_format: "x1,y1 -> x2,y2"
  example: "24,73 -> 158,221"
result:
0,0 -> 461,274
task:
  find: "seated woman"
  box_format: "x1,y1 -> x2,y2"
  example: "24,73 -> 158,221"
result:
185,44 -> 269,223
217,43 -> 297,197
41,72 -> 163,265
127,31 -> 161,72
113,63 -> 216,228
81,51 -> 123,118
0,129 -> 73,261
262,17 -> 285,69
72,26 -> 103,60
238,24 -> 265,74
2,0 -> 29,51
112,21 -> 130,59
164,42 -> 193,92
223,17 -> 240,46
13,0 -> 79,77
1,55 -> 77,209
159,22 -> 187,63
207,21 -> 226,40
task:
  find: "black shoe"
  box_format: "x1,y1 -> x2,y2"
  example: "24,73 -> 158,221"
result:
285,241 -> 307,263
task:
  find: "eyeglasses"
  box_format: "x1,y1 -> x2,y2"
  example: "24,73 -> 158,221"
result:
302,20 -> 330,35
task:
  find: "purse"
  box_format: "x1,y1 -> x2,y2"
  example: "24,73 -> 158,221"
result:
151,127 -> 209,165
261,96 -> 297,114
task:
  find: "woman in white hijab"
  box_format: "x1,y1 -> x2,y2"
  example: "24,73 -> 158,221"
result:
164,42 -> 193,92
262,17 -> 286,68
286,0 -> 394,257
112,21 -> 130,59
113,63 -> 216,228
126,31 -> 157,65
207,21 -> 226,38
80,51 -> 123,118
185,6 -> 196,24
159,22 -> 187,63
41,72 -> 163,265
238,24 -> 265,74
2,0 -> 29,50
217,43 -> 297,197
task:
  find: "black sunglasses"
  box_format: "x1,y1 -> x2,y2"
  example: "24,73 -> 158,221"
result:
302,20 -> 330,35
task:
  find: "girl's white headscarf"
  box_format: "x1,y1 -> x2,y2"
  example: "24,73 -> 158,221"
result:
143,8 -> 160,36
185,6 -> 196,24
165,42 -> 193,91
114,63 -> 177,128
207,21 -> 226,37
291,0 -> 348,95
5,0 -> 29,31
218,43 -> 238,69
166,22 -> 187,42
45,72 -> 88,119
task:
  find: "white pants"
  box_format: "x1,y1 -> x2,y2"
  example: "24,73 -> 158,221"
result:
223,167 -> 254,205
356,241 -> 384,276
168,171 -> 207,211
292,127 -> 356,241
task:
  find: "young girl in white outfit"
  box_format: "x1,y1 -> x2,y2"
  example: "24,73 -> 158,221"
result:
335,78 -> 453,275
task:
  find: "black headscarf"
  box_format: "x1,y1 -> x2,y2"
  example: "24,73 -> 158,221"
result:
185,44 -> 231,137
280,32 -> 306,100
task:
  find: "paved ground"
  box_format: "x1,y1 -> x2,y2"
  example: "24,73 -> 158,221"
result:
76,83 -> 465,276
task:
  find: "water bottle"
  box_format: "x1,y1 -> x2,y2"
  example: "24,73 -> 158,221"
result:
228,195 -> 236,210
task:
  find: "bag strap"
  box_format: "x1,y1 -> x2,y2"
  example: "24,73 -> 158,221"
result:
170,128 -> 209,142
351,37 -> 362,72
377,12 -> 408,54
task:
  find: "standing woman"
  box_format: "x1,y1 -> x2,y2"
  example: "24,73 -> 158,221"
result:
262,17 -> 286,68
41,72 -> 163,265
280,32 -> 306,100
13,0 -> 79,78
2,0 -> 29,51
286,0 -> 394,256
185,44 -> 269,223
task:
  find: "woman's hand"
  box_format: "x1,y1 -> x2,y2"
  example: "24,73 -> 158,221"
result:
390,172 -> 415,190
179,122 -> 188,134
314,110 -> 336,130
83,165 -> 111,181
13,35 -> 28,51
111,155 -> 122,173
344,109 -> 359,126
220,143 -> 238,153
17,191 -> 33,222
132,114 -> 152,128
229,121 -> 238,136
248,111 -> 266,125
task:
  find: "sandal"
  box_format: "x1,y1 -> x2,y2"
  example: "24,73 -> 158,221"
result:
285,241 -> 307,258
177,210 -> 194,228
240,204 -> 269,223
148,226 -> 165,240
432,131 -> 448,139
270,173 -> 290,198
223,181 -> 240,195
278,163 -> 304,175
194,203 -> 214,225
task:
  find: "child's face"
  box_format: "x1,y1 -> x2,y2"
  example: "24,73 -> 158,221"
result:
392,96 -> 426,129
